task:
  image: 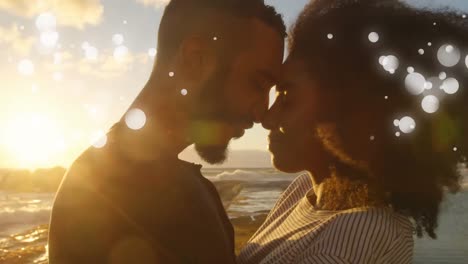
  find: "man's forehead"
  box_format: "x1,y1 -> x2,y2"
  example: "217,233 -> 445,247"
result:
248,18 -> 284,51
255,69 -> 278,83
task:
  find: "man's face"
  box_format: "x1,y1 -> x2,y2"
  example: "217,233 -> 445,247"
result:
193,19 -> 284,164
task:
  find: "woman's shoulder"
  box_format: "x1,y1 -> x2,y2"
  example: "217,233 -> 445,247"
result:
325,207 -> 414,242
304,207 -> 414,263
333,207 -> 413,233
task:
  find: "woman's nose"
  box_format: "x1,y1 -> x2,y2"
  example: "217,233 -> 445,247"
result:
262,102 -> 280,130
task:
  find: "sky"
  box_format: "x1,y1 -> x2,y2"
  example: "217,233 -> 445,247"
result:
0,0 -> 467,169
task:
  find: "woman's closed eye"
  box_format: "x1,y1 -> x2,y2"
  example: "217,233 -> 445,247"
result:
276,90 -> 291,107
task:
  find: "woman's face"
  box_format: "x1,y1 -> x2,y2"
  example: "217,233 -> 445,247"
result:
263,57 -> 335,174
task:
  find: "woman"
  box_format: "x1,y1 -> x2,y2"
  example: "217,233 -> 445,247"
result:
238,0 -> 467,263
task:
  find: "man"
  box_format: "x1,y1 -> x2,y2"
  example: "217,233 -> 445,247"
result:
48,0 -> 285,263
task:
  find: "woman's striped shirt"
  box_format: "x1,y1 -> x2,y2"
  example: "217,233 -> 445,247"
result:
237,174 -> 414,264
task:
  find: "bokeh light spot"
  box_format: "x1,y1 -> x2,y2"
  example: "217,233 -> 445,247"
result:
398,116 -> 416,134
112,34 -> 124,45
405,72 -> 425,95
437,44 -> 461,67
148,48 -> 157,58
114,45 -> 128,61
439,72 -> 447,80
368,32 -> 379,43
18,59 -> 35,76
441,77 -> 460,94
125,108 -> 146,130
382,55 -> 399,73
40,31 -> 59,48
85,46 -> 98,60
421,95 -> 440,114
35,13 -> 56,31
92,132 -> 107,149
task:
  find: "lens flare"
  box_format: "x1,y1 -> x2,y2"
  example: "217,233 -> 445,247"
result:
437,44 -> 461,67
368,32 -> 379,43
439,72 -> 447,80
441,77 -> 460,95
113,45 -> 128,61
405,72 -> 425,95
382,55 -> 399,73
112,34 -> 124,45
85,46 -> 98,60
398,116 -> 416,134
40,31 -> 59,48
148,48 -> 157,58
125,108 -> 146,130
35,13 -> 56,31
92,131 -> 107,148
421,95 -> 440,114
18,59 -> 35,76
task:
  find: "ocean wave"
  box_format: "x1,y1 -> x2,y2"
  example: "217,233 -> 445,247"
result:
209,169 -> 298,182
0,208 -> 51,229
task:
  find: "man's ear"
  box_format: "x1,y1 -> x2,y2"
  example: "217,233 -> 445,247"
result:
177,35 -> 217,84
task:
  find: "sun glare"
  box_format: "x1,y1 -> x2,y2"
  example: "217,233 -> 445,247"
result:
1,113 -> 67,169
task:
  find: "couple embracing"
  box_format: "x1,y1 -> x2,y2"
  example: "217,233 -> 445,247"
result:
49,0 -> 467,263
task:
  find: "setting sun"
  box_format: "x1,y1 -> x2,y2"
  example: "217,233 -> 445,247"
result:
1,112 -> 66,169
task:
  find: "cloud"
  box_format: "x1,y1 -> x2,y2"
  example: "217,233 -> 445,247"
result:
0,24 -> 35,56
135,0 -> 170,8
43,51 -> 75,72
77,50 -> 148,79
0,0 -> 103,29
32,44 -> 153,79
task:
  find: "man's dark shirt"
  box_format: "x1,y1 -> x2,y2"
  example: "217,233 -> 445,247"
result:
48,123 -> 236,263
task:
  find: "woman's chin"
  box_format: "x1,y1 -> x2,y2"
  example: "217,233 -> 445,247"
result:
271,155 -> 303,174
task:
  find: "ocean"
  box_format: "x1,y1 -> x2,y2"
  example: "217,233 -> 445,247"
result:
0,168 -> 467,263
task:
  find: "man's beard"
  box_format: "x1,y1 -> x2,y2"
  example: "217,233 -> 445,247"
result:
195,144 -> 228,164
191,63 -> 232,164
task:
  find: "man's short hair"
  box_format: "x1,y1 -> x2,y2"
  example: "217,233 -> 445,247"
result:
157,0 -> 286,63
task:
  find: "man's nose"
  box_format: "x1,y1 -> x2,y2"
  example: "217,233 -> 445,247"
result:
252,94 -> 269,123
